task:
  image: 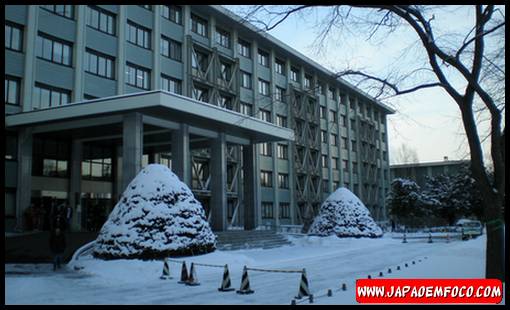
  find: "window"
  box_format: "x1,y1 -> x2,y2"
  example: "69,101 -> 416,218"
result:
5,76 -> 20,105
328,87 -> 335,100
279,203 -> 290,219
352,162 -> 358,173
275,58 -> 285,75
275,86 -> 286,103
33,83 -> 71,109
238,39 -> 250,57
323,179 -> 329,193
278,173 -> 289,189
127,21 -> 151,49
41,5 -> 74,19
240,102 -> 252,116
321,155 -> 328,168
321,130 -> 328,144
81,144 -> 112,181
259,109 -> 271,122
192,50 -> 208,72
329,110 -> 337,122
218,95 -> 233,110
216,28 -> 231,48
32,138 -> 69,178
125,63 -> 150,90
5,132 -> 17,160
331,157 -> 339,170
36,33 -> 72,66
262,202 -> 273,219
161,75 -> 182,94
342,137 -> 348,149
86,6 -> 115,35
320,106 -> 327,119
5,22 -> 23,51
258,79 -> 270,96
341,115 -> 347,127
260,143 -> 272,157
241,71 -> 252,89
277,144 -> 288,159
161,36 -> 182,61
351,140 -> 357,151
85,49 -> 115,79
290,67 -> 299,82
276,115 -> 287,128
330,133 -> 338,146
192,86 -> 209,102
191,13 -> 208,37
304,74 -> 312,89
260,171 -> 273,187
342,160 -> 348,170
258,49 -> 269,67
161,5 -> 181,24
219,62 -> 231,81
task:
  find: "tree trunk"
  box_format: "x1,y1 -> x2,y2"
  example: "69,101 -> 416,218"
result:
483,192 -> 505,282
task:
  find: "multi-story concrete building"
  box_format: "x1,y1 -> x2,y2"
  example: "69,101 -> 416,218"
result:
390,158 -> 470,188
5,5 -> 394,232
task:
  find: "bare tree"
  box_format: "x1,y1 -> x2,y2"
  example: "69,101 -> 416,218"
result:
392,144 -> 420,164
232,5 -> 505,281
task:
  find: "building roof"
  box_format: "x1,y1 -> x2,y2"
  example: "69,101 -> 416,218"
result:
208,5 -> 396,115
390,160 -> 470,169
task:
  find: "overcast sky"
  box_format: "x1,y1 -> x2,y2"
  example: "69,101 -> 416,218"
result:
224,5 -> 500,165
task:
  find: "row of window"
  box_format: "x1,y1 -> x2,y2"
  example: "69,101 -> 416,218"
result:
260,171 -> 290,189
262,202 -> 291,219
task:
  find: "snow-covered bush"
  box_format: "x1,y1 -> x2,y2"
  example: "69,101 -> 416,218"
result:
93,164 -> 216,260
308,187 -> 383,238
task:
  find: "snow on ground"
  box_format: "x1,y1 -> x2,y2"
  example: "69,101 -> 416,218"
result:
5,233 -> 504,305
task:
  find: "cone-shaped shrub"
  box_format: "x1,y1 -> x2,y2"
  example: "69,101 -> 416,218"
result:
308,187 -> 382,238
93,164 -> 216,260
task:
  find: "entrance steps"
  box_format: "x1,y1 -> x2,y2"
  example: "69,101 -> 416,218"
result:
214,230 -> 293,251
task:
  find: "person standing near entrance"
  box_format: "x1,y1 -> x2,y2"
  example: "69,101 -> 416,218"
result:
49,227 -> 66,271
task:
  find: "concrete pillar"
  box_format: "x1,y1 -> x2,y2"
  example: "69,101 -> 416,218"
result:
16,128 -> 33,230
69,140 -> 82,232
243,143 -> 260,230
210,133 -> 227,231
22,6 -> 38,111
152,5 -> 161,90
116,5 -> 127,95
171,123 -> 190,185
114,144 -> 123,201
345,95 -> 353,192
122,113 -> 143,191
182,6 -> 191,95
73,5 -> 86,102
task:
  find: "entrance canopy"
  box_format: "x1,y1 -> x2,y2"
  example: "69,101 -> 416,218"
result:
6,90 -> 295,145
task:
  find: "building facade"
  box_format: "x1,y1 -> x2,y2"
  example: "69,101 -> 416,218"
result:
5,5 -> 394,232
390,158 -> 470,188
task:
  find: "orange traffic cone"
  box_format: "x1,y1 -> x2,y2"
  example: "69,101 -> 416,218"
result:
185,263 -> 200,286
236,266 -> 254,294
295,269 -> 311,299
218,264 -> 235,292
178,261 -> 189,284
160,258 -> 172,279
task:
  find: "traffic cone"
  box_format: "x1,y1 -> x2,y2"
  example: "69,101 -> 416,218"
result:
427,233 -> 433,243
367,275 -> 372,279
412,261 -> 415,265
308,294 -> 314,304
160,258 -> 172,279
327,289 -> 332,297
295,268 -> 311,299
397,266 -> 400,271
379,271 -> 383,277
178,261 -> 189,284
402,232 -> 407,243
405,263 -> 408,267
218,264 -> 235,292
236,266 -> 254,294
185,263 -> 200,286
341,283 -> 347,291
388,268 -> 392,274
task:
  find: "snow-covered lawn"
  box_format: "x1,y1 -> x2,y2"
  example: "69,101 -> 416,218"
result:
5,233 -> 504,305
